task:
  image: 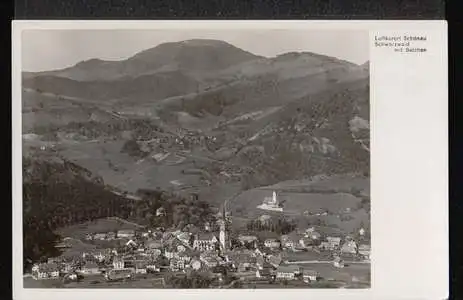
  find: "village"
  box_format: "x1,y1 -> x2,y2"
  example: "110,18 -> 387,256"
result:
26,192 -> 371,289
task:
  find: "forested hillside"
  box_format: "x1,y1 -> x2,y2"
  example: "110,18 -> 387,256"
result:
23,156 -> 215,271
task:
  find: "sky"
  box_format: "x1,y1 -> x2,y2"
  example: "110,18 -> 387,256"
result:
22,30 -> 369,72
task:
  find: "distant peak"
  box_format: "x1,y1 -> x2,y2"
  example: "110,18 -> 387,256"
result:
75,58 -> 105,67
179,39 -> 231,46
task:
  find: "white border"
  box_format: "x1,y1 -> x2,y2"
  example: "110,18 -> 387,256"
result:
12,20 -> 448,300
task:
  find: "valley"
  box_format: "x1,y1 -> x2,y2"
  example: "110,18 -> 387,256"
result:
22,39 -> 370,284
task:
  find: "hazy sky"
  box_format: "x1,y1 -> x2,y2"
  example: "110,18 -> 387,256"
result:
22,30 -> 369,72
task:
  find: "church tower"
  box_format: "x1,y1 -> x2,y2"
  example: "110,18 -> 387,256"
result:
219,204 -> 228,251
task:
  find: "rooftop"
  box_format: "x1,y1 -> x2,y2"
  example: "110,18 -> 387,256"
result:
195,232 -> 219,240
276,265 -> 301,273
303,270 -> 318,276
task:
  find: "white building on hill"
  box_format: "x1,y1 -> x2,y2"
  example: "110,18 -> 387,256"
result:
257,191 -> 283,212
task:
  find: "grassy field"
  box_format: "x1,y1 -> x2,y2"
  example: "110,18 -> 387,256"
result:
266,175 -> 369,194
57,139 -> 205,193
229,175 -> 369,234
297,262 -> 370,285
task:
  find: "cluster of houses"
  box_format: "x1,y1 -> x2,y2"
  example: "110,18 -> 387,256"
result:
31,215 -> 370,286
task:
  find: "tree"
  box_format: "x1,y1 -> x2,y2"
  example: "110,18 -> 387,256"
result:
120,139 -> 145,158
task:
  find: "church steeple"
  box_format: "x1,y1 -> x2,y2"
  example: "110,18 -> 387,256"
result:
219,203 -> 228,251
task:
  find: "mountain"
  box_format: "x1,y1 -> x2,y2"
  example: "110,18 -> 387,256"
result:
22,39 -> 370,210
156,52 -> 367,122
22,70 -> 201,103
25,39 -> 263,82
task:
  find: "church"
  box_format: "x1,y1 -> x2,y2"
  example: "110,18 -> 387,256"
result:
257,190 -> 283,212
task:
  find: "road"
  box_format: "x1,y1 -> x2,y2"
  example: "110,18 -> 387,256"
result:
284,260 -> 370,265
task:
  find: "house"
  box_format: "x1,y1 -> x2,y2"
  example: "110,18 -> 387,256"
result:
358,244 -> 371,259
117,229 -> 135,238
299,237 -> 314,248
113,256 -> 125,270
264,239 -> 281,249
32,263 -> 60,280
146,262 -> 160,273
94,232 -> 107,240
193,233 -> 219,251
59,261 -> 74,274
281,232 -> 301,250
135,262 -> 147,274
302,270 -> 318,283
256,267 -> 273,278
80,261 -> 100,275
238,235 -> 258,247
225,251 -> 256,271
341,240 -> 358,254
333,257 -> 345,268
200,254 -> 220,268
275,265 -> 301,280
324,237 -> 342,250
319,241 -> 331,251
87,250 -> 108,262
170,258 -> 186,271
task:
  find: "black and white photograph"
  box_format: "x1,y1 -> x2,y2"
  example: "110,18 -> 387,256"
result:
20,27 -> 371,289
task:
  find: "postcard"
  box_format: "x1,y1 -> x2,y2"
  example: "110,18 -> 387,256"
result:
12,20 -> 448,300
